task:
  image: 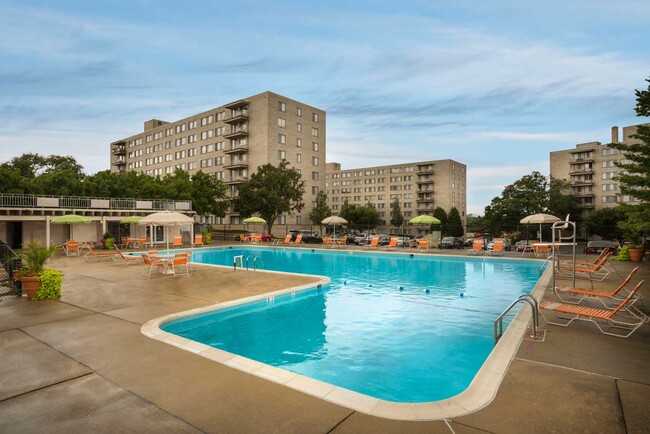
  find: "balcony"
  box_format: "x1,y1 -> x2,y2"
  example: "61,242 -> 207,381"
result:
224,99 -> 249,110
416,196 -> 434,202
224,110 -> 249,124
224,162 -> 248,170
570,180 -> 594,187
572,191 -> 594,198
112,146 -> 126,156
223,144 -> 248,155
223,127 -> 249,139
112,158 -> 126,166
417,178 -> 434,184
569,168 -> 594,175
226,176 -> 248,185
417,166 -> 434,174
570,158 -> 594,164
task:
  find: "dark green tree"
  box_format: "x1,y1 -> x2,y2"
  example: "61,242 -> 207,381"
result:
609,76 -> 650,242
432,207 -> 448,233
309,190 -> 331,234
585,207 -> 628,241
390,198 -> 404,229
447,207 -> 464,237
189,171 -> 229,217
339,200 -> 355,228
233,161 -> 305,235
357,203 -> 381,229
548,178 -> 582,222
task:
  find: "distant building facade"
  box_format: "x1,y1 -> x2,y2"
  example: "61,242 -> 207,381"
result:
110,91 -> 326,225
326,160 -> 467,233
549,124 -> 646,219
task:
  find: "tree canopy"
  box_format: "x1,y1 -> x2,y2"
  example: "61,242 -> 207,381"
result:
585,207 -> 628,241
447,207 -> 464,237
309,190 -> 331,234
339,200 -> 381,230
233,161 -> 305,235
389,198 -> 404,228
431,207 -> 448,233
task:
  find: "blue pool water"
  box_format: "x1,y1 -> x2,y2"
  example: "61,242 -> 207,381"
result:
163,247 -> 543,402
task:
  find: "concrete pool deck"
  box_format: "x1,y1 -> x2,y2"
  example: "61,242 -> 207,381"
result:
1,247 -> 648,433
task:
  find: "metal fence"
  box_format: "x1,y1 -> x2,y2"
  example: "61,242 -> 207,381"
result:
0,194 -> 191,211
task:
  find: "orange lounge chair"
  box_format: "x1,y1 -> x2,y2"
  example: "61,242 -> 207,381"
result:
368,235 -> 380,247
489,238 -> 505,256
540,280 -> 647,338
534,243 -> 551,258
171,253 -> 190,276
65,240 -> 80,256
418,238 -> 429,252
113,246 -> 142,265
335,235 -> 347,247
194,234 -> 203,246
467,239 -> 483,255
294,233 -> 303,244
559,249 -> 609,267
322,236 -> 333,247
173,235 -> 183,248
386,236 -> 398,249
84,245 -> 116,262
556,251 -> 613,281
555,267 -> 640,307
141,253 -> 164,278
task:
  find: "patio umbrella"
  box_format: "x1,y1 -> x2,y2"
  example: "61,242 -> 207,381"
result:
243,216 -> 266,234
138,211 -> 194,251
321,215 -> 348,238
51,214 -> 91,241
520,213 -> 561,242
408,215 -> 441,225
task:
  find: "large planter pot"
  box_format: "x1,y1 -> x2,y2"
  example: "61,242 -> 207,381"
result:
20,276 -> 40,300
628,248 -> 645,263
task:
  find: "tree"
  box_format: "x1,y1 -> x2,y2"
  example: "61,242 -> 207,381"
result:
609,76 -> 650,242
189,171 -> 229,217
447,207 -> 464,237
309,191 -> 331,234
390,198 -> 404,229
548,178 -> 582,221
338,200 -> 380,231
432,207 -> 448,233
585,207 -> 628,241
233,161 -> 305,235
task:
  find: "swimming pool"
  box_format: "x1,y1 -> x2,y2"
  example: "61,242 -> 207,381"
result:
156,247 -> 545,407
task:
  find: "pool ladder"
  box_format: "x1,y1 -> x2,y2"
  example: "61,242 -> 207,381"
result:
494,294 -> 541,344
233,255 -> 265,271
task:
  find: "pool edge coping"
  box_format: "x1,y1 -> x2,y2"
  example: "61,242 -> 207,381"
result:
142,247 -> 551,421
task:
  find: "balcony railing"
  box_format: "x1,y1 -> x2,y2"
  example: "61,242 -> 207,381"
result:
0,194 -> 191,211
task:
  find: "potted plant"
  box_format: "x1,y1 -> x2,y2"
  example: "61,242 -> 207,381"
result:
628,244 -> 646,262
102,232 -> 115,250
15,242 -> 58,300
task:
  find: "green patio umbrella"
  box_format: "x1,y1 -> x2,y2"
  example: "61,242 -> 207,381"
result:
408,215 -> 441,225
120,216 -> 143,239
51,214 -> 92,241
243,216 -> 266,234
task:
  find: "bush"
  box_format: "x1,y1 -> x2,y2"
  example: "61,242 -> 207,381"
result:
201,227 -> 213,244
19,242 -> 57,277
105,237 -> 115,250
612,245 -> 630,261
33,269 -> 63,300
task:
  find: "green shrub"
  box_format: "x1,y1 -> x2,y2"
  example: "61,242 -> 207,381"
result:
105,237 -> 115,250
612,245 -> 630,261
18,242 -> 57,277
33,269 -> 63,300
201,227 -> 213,244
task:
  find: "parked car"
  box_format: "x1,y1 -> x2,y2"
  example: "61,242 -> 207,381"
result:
395,236 -> 411,247
353,233 -> 369,245
377,234 -> 392,246
515,240 -> 535,252
438,237 -> 464,249
584,240 -> 618,254
408,235 -> 425,248
287,230 -> 323,244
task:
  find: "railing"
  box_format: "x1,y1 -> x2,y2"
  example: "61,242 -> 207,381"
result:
0,194 -> 191,211
0,241 -> 22,298
494,294 -> 540,344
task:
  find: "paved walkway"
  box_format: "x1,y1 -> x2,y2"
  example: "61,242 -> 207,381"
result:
1,248 -> 648,433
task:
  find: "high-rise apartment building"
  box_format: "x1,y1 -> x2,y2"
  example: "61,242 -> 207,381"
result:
110,91 -> 326,225
549,124 -> 646,219
326,160 -> 467,233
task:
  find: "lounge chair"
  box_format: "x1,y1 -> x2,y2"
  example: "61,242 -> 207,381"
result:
84,245 -> 116,262
65,240 -> 80,256
141,253 -> 164,278
272,234 -> 292,246
417,238 -> 429,252
558,249 -> 609,267
555,267 -> 640,307
173,235 -> 183,248
539,280 -> 647,338
556,251 -> 613,281
489,238 -> 505,256
322,236 -> 333,247
293,233 -> 303,244
534,243 -> 551,258
368,235 -> 380,247
467,239 -> 483,255
138,237 -> 150,248
335,235 -> 347,247
113,245 -> 143,265
386,236 -> 398,249
194,234 -> 203,246
171,252 -> 190,276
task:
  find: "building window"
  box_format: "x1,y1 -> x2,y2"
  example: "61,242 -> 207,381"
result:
277,215 -> 286,224
188,120 -> 197,129
602,184 -> 617,191
311,127 -> 319,137
296,153 -> 302,163
312,113 -> 319,122
278,101 -> 286,112
312,172 -> 319,180
602,196 -> 618,203
312,156 -> 319,166
278,150 -> 286,160
278,134 -> 286,144
312,142 -> 319,152
602,160 -> 616,168
278,118 -> 286,128
297,123 -> 302,132
296,138 -> 302,147
297,107 -> 302,117
312,186 -> 319,195
602,148 -> 618,156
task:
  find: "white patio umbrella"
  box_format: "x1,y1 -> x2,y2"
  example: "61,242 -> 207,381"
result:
138,211 -> 193,251
520,213 -> 561,242
321,215 -> 348,238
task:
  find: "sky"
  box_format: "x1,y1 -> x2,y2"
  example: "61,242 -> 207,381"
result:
1,1 -> 649,215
